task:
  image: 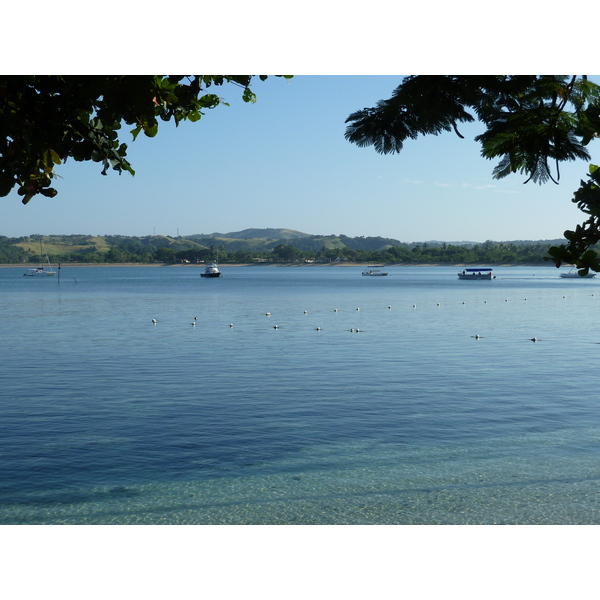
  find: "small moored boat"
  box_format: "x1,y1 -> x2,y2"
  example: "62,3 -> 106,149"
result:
24,242 -> 56,276
201,263 -> 222,278
362,266 -> 388,276
458,268 -> 495,280
24,266 -> 56,276
559,267 -> 596,278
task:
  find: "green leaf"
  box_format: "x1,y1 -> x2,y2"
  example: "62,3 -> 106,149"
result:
130,126 -> 142,141
242,88 -> 257,103
144,124 -> 158,137
43,148 -> 62,166
0,177 -> 14,197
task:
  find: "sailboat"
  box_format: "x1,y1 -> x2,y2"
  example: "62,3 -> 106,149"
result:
24,241 -> 56,276
559,266 -> 596,278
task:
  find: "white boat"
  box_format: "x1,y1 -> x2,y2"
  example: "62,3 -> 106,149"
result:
24,242 -> 56,276
458,268 -> 495,280
559,267 -> 596,278
362,266 -> 388,276
200,262 -> 222,278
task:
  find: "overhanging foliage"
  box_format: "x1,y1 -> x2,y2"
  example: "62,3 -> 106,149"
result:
0,75 -> 290,204
345,76 -> 600,272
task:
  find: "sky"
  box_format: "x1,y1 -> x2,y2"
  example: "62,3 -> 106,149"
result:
3,75 -> 600,244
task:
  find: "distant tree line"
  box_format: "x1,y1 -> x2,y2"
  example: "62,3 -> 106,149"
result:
0,234 -> 579,266
268,241 -> 564,265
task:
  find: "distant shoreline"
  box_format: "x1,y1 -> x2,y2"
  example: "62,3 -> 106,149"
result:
1,262 -> 555,268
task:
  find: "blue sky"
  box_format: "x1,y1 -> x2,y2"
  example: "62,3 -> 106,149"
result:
2,75 -> 599,243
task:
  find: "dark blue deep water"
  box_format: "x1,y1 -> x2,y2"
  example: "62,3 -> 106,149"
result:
2,264 -> 600,524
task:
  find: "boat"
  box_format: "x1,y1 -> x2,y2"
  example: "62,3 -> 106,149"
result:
559,267 -> 596,278
200,262 -> 222,278
362,266 -> 388,276
458,268 -> 495,280
24,242 -> 56,276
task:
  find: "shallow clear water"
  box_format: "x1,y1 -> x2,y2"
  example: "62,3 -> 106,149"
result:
2,264 -> 600,524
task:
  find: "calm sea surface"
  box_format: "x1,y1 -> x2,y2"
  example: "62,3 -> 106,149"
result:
2,264 -> 600,524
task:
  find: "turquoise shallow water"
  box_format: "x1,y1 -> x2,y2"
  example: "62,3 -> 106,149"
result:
1,264 -> 600,524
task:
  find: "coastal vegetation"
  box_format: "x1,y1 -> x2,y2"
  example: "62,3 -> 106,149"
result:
0,229 -> 574,266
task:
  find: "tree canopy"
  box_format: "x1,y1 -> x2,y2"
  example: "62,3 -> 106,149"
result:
0,75 -> 290,205
345,75 -> 600,273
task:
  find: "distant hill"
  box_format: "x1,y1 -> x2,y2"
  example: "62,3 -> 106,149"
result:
189,228 -> 311,241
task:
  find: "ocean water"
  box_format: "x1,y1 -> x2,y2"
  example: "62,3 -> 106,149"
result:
2,264 -> 600,525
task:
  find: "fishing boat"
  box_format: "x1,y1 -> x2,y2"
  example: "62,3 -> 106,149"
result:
362,266 -> 388,276
24,242 -> 56,276
559,267 -> 596,278
458,268 -> 495,280
200,262 -> 222,278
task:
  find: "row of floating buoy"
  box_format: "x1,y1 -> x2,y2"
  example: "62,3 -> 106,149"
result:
152,318 -> 545,340
471,334 -> 540,342
151,317 -> 365,332
253,294 -> 597,318
152,318 -> 547,341
152,291 -> 599,325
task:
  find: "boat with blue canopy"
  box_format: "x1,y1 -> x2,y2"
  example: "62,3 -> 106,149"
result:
458,268 -> 495,280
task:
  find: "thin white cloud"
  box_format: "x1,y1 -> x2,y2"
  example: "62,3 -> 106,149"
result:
460,182 -> 496,189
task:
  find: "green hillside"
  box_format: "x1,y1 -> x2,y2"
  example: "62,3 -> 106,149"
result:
15,234 -> 110,255
0,231 -> 569,265
207,228 -> 311,240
